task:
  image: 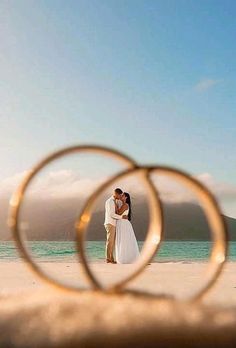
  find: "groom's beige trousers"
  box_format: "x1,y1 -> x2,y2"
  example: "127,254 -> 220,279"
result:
105,224 -> 116,261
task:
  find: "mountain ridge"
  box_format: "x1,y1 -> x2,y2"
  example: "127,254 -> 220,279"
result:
0,197 -> 235,241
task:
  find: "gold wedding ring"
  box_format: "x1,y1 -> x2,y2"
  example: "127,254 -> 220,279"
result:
76,165 -> 228,301
8,145 -> 138,292
8,144 -> 228,300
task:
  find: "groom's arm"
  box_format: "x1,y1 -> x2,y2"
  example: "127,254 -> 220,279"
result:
108,200 -> 123,220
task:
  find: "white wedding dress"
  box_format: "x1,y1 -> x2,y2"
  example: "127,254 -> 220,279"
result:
115,208 -> 140,264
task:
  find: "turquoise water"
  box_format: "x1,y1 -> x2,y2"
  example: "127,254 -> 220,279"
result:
0,241 -> 236,262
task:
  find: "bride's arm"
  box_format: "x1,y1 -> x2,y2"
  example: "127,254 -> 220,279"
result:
116,203 -> 129,215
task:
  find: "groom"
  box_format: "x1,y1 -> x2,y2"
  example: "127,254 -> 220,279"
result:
104,188 -> 128,263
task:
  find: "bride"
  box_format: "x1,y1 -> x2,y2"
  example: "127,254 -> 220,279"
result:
115,192 -> 140,264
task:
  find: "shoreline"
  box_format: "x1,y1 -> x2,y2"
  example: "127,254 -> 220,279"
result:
0,258 -> 235,263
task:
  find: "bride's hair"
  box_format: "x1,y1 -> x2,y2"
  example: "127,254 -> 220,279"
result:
124,192 -> 132,221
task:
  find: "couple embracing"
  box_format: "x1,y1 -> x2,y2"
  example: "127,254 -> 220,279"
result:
104,188 -> 140,264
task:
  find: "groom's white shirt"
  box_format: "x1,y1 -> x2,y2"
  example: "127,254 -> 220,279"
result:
104,196 -> 122,226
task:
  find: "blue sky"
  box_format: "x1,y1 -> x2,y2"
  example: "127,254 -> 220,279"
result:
0,1 -> 235,214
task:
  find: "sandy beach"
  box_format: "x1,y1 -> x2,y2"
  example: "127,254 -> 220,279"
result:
0,261 -> 236,347
0,261 -> 235,305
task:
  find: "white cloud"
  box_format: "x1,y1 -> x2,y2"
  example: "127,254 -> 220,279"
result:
194,78 -> 221,92
1,170 -> 236,217
0,171 -> 29,196
196,173 -> 236,201
0,170 -> 103,200
195,173 -> 236,217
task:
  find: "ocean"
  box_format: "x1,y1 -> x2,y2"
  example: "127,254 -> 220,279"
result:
0,241 -> 236,262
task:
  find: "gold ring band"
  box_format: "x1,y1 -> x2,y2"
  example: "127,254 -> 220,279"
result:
8,145 -> 137,292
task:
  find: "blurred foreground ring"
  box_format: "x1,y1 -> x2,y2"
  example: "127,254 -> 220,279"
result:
76,166 -> 228,301
8,145 -> 138,292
